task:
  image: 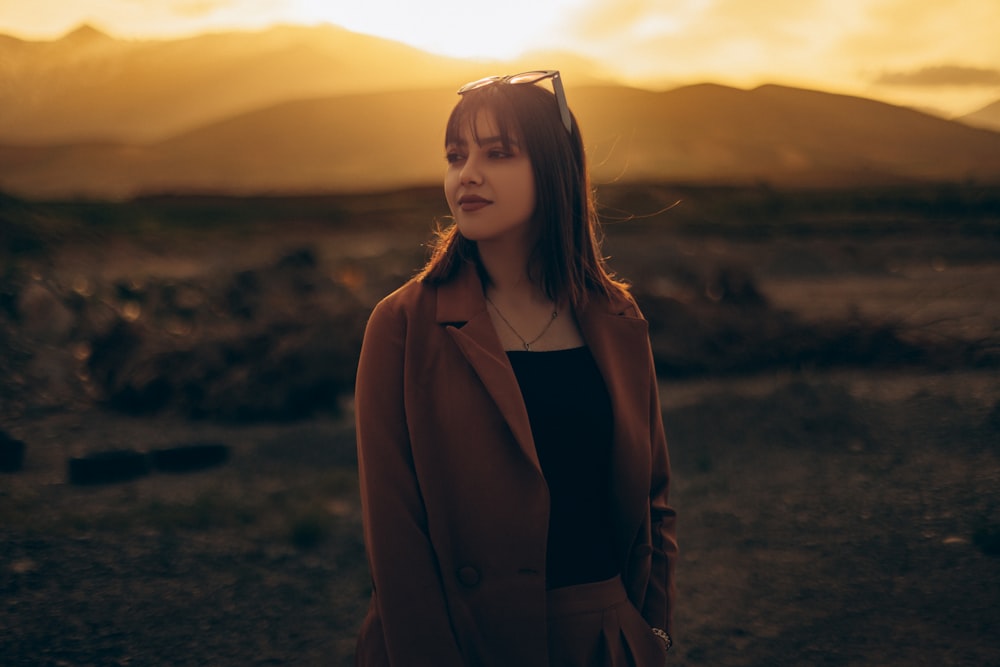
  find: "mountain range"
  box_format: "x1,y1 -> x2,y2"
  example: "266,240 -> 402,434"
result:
2,24 -> 1000,198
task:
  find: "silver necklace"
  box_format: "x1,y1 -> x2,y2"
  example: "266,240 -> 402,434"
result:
485,295 -> 558,351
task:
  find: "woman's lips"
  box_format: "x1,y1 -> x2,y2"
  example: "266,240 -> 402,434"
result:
459,195 -> 492,212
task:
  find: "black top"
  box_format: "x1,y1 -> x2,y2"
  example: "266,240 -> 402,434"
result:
507,346 -> 619,589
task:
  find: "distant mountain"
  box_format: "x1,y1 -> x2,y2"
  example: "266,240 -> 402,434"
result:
1,25 -> 999,197
0,24 -> 485,144
573,83 -> 1000,186
0,24 -> 608,144
957,99 -> 1000,131
3,82 -> 1000,198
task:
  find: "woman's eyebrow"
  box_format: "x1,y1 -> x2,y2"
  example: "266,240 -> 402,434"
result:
446,136 -> 520,149
477,136 -> 519,147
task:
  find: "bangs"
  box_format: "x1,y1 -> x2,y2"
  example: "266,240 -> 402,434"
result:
444,86 -> 524,151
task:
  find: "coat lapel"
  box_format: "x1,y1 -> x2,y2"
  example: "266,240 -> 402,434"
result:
437,264 -> 541,470
436,263 -> 654,555
576,293 -> 655,557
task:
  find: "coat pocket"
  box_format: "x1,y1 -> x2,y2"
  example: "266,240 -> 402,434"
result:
623,543 -> 653,609
616,598 -> 667,667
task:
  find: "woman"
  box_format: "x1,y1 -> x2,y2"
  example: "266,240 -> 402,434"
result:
354,70 -> 677,666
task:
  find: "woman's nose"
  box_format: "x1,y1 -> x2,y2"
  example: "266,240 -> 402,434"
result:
460,157 -> 482,185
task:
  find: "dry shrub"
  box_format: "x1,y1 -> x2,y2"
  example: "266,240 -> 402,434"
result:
82,247 -> 367,421
633,265 -> 937,377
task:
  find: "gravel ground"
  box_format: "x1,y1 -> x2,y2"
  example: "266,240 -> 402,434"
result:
2,369 -> 998,666
3,187 -> 998,665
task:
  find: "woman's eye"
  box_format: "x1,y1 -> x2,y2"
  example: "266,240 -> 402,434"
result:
488,149 -> 512,159
445,152 -> 465,164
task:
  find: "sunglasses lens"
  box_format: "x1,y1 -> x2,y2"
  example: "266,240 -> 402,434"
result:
505,71 -> 555,86
455,70 -> 571,133
457,76 -> 501,94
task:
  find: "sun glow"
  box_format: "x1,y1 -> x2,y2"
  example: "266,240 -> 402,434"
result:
1,0 -> 999,116
289,0 -> 585,59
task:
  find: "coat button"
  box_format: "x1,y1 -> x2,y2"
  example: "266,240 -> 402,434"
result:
457,566 -> 480,587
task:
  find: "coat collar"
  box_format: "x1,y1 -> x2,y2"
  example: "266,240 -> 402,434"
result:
438,263 -> 540,467
435,260 -> 640,324
436,261 -> 654,558
436,261 -> 650,472
435,261 -> 489,325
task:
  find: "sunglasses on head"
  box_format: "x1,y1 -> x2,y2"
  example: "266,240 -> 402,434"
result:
457,70 -> 573,135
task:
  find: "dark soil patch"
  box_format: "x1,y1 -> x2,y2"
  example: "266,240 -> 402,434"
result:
2,186 -> 999,665
2,371 -> 998,666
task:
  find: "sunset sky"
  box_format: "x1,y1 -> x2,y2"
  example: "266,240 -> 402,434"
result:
2,0 -> 999,117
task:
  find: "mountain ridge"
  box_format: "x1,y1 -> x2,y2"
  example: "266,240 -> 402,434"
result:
2,24 -> 999,197
3,83 -> 999,198
0,23 -> 509,144
959,99 -> 1000,131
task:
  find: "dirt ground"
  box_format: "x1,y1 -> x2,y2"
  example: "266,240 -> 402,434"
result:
2,186 -> 999,666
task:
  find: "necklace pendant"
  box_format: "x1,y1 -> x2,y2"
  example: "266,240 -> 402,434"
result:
523,342 -> 531,351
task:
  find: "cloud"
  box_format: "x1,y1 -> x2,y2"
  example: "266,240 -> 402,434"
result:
875,65 -> 1000,87
835,1 -> 1000,74
559,0 -> 865,87
171,1 -> 233,18
568,0 -> 660,39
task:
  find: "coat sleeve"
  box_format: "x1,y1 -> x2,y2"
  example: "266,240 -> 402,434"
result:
641,335 -> 679,638
355,297 -> 465,666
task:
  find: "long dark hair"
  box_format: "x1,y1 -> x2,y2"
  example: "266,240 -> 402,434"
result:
416,80 -> 628,308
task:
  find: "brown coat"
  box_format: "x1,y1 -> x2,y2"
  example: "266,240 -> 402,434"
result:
354,263 -> 677,666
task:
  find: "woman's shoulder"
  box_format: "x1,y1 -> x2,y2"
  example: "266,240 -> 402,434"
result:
590,282 -> 643,319
368,277 -> 438,322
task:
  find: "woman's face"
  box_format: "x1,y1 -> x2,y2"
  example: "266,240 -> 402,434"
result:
444,110 -> 537,247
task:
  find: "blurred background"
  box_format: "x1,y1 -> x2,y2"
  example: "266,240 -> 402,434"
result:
1,2 -> 999,665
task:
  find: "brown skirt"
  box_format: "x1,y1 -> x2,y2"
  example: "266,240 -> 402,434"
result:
546,575 -> 667,667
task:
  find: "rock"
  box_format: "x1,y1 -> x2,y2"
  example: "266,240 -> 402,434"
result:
149,442 -> 229,473
0,430 -> 26,472
973,525 -> 1000,558
67,449 -> 150,485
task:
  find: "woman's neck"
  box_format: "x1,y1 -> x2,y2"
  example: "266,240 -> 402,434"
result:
477,240 -> 544,303
476,239 -> 583,351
